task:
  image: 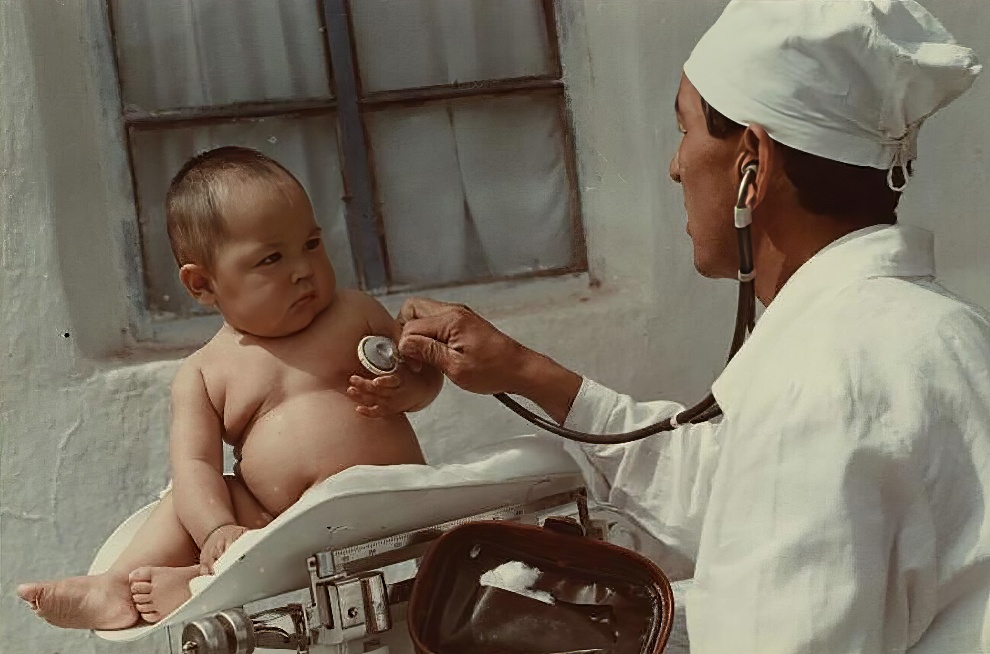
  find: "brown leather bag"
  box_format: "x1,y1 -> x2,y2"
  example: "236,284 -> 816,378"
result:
407,519 -> 674,654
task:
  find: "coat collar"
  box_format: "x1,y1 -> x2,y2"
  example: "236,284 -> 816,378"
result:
711,224 -> 936,414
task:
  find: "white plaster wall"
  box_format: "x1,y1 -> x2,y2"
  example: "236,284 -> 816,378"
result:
2,1 -> 987,652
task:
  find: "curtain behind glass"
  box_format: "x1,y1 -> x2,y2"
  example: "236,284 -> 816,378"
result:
351,0 -> 552,92
110,0 -> 330,111
368,94 -> 575,288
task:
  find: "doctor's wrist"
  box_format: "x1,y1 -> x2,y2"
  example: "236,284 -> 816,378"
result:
510,349 -> 582,425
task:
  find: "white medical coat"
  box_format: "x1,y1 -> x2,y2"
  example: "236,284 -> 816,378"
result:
562,225 -> 990,653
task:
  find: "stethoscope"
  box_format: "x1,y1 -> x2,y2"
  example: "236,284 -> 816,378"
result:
357,165 -> 759,445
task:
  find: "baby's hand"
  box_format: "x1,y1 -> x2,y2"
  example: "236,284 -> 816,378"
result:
199,524 -> 249,574
347,374 -> 411,418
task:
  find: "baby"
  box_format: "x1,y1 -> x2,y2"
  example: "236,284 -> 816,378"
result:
17,146 -> 442,630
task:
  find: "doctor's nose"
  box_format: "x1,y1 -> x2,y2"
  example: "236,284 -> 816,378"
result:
669,154 -> 682,184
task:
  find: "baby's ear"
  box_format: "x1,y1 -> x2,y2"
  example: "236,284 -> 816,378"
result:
179,263 -> 217,306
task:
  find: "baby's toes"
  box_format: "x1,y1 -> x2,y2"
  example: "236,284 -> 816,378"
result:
128,567 -> 153,586
130,580 -> 152,596
140,608 -> 163,623
128,567 -> 155,617
132,592 -> 152,605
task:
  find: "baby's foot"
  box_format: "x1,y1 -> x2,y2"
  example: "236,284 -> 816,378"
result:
16,573 -> 139,630
128,565 -> 201,623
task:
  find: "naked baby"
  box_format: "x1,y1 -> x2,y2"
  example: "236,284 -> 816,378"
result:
17,146 -> 443,629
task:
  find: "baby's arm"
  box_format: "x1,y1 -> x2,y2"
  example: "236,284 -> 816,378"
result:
346,291 -> 444,418
169,361 -> 242,557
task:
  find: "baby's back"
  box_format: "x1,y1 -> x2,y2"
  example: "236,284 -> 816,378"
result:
195,290 -> 424,515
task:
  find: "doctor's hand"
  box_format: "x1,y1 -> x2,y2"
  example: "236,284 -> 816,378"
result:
397,297 -> 529,396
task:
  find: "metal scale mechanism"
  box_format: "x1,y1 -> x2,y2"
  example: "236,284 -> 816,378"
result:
176,486 -> 598,654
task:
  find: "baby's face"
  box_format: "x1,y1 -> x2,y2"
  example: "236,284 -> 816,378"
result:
209,182 -> 336,338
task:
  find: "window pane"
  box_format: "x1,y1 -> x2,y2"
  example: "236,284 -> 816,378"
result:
351,0 -> 552,93
131,116 -> 353,318
110,0 -> 330,112
367,94 -> 577,288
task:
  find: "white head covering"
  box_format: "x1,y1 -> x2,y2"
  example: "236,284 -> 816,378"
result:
683,0 -> 981,189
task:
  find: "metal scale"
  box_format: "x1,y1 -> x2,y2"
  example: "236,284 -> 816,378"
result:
175,486 -> 597,654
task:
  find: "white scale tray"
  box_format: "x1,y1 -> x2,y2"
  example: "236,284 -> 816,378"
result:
90,435 -> 582,642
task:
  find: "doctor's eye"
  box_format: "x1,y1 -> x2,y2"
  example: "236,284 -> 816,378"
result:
305,237 -> 321,250
258,252 -> 282,266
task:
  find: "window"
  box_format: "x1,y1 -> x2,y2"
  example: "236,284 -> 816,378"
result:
107,0 -> 586,325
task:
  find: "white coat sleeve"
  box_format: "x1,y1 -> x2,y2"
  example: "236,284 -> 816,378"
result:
560,377 -> 725,567
685,384 -> 936,654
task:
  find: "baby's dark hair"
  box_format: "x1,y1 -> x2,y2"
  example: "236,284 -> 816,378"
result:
165,146 -> 303,269
700,99 -> 908,224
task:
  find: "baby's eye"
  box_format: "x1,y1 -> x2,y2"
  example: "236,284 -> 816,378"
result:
258,252 -> 282,266
305,238 -> 321,250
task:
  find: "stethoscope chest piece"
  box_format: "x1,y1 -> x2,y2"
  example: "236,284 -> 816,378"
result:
358,335 -> 401,376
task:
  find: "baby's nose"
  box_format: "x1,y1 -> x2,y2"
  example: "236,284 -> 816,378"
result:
291,261 -> 314,283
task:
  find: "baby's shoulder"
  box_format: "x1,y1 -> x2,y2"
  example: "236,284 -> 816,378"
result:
171,332 -> 230,386
169,340 -> 235,412
334,288 -> 380,311
335,288 -> 395,331
170,351 -> 207,398
320,289 -> 389,324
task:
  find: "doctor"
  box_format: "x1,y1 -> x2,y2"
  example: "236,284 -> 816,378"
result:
350,1 -> 990,652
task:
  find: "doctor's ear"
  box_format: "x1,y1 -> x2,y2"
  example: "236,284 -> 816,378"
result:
737,125 -> 776,209
179,263 -> 217,306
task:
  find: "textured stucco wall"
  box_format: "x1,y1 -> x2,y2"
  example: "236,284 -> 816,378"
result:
2,1 -> 987,653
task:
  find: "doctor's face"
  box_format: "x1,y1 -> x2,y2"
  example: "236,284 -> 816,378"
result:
670,75 -> 742,279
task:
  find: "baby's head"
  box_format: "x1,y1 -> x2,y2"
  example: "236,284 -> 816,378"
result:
166,146 -> 337,338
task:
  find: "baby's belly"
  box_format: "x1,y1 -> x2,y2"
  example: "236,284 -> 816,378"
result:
235,390 -> 424,515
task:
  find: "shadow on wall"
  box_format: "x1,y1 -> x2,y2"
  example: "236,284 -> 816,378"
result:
24,0 -> 134,359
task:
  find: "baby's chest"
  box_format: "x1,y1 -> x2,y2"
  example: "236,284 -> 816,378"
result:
216,338 -> 368,436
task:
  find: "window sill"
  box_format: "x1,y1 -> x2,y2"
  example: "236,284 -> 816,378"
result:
131,272 -> 607,353
375,272 -> 602,321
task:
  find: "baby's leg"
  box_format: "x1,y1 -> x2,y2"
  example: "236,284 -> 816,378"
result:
17,477 -> 270,629
129,477 -> 272,622
16,490 -> 197,630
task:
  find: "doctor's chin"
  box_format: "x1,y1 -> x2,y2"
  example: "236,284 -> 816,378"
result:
5,1 -> 990,653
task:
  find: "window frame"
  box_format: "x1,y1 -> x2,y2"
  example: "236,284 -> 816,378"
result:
106,0 -> 587,339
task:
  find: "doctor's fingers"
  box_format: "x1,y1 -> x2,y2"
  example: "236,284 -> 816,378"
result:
400,332 -> 513,394
397,334 -> 457,377
399,310 -> 466,345
400,304 -> 500,353
396,296 -> 467,327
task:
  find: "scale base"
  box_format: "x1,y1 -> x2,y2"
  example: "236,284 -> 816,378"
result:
175,487 -> 599,654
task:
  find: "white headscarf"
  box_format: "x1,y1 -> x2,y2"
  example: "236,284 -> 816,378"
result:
683,0 -> 981,190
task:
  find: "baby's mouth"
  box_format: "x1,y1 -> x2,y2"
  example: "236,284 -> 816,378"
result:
292,292 -> 316,307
